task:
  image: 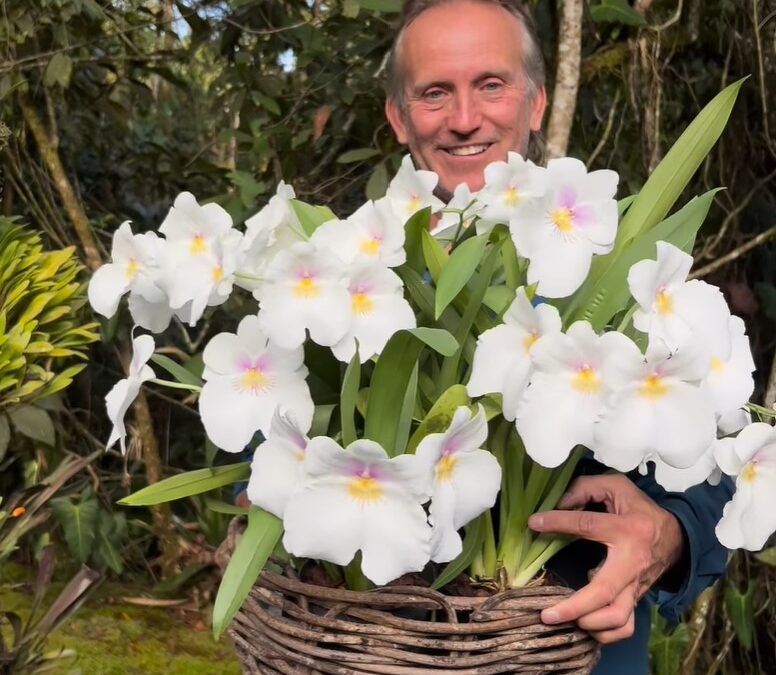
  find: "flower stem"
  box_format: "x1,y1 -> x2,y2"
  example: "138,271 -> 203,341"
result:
150,378 -> 202,393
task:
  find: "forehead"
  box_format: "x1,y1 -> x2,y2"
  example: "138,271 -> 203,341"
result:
399,1 -> 524,87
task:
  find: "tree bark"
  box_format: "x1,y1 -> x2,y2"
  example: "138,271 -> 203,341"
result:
545,0 -> 584,159
19,89 -> 180,576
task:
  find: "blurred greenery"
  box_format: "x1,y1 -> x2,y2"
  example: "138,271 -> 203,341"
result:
0,0 -> 774,672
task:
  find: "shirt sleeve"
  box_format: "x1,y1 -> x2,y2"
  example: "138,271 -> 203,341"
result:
631,466 -> 734,624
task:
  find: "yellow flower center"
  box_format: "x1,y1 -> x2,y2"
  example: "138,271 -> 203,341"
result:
359,237 -> 381,256
639,373 -> 669,399
125,258 -> 140,280
551,208 -> 574,233
710,356 -> 725,373
239,367 -> 268,394
655,289 -> 674,315
293,276 -> 319,299
523,331 -> 539,353
189,234 -> 208,255
351,292 -> 374,315
347,476 -> 383,503
407,195 -> 422,214
571,365 -> 601,394
741,462 -> 758,483
504,186 -> 520,207
212,265 -> 224,282
436,454 -> 457,482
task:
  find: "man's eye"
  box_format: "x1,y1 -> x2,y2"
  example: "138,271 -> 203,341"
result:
483,81 -> 503,92
424,90 -> 445,101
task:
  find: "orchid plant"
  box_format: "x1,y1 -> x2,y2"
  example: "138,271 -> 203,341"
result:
90,79 -> 774,637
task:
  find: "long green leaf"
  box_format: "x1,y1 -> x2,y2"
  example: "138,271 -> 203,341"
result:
564,79 -> 744,320
340,352 -> 361,447
434,234 -> 488,319
403,208 -> 432,275
394,363 -> 419,455
431,514 -> 487,590
150,354 -> 203,387
421,229 -> 449,283
212,507 -> 282,638
289,200 -> 337,237
406,384 -> 470,454
118,463 -> 250,506
364,328 -> 457,455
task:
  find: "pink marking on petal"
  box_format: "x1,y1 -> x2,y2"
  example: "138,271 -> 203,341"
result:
572,204 -> 596,229
558,185 -> 578,210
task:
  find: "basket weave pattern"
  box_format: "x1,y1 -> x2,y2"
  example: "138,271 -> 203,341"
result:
230,571 -> 600,674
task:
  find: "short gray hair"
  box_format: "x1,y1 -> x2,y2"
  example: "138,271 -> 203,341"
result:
385,0 -> 546,108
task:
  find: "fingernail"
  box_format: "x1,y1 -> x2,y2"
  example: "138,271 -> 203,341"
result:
528,514 -> 543,529
543,609 -> 560,624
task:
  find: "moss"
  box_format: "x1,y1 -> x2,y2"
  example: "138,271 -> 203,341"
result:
0,571 -> 241,675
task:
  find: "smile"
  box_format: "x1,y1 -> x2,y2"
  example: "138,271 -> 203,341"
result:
444,143 -> 492,157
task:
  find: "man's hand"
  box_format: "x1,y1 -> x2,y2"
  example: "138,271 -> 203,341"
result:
528,474 -> 685,644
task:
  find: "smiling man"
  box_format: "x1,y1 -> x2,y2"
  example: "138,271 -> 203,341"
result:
383,2 -> 732,674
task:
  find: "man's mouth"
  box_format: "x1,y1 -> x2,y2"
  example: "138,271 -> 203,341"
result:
444,143 -> 492,157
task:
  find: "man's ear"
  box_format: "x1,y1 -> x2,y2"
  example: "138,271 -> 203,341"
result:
385,97 -> 409,145
529,86 -> 548,131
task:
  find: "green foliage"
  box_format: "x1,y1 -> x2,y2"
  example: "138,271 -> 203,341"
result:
649,605 -> 690,675
590,0 -> 647,26
724,581 -> 756,650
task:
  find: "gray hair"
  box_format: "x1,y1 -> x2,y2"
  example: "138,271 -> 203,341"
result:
385,0 -> 546,109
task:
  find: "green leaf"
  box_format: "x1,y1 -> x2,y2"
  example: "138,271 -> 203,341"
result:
8,405 -> 55,446
395,363 -> 419,456
365,162 -> 389,200
590,0 -> 647,26
340,351 -> 361,447
648,606 -> 690,675
421,229 -> 449,283
43,53 -> 73,88
342,0 -> 360,18
205,498 -> 248,516
358,0 -> 401,12
483,286 -> 515,315
431,513 -> 487,589
289,200 -> 337,237
574,189 -> 721,330
337,148 -> 381,164
212,507 -> 283,638
755,547 -> 776,567
724,582 -> 755,649
435,235 -> 488,319
96,511 -> 124,574
118,463 -> 250,506
150,354 -> 203,387
310,403 -> 336,437
406,385 -> 470,454
0,414 -> 9,462
563,80 -> 745,321
364,329 -> 457,455
252,92 -> 281,116
50,497 -> 99,563
403,208 -> 432,275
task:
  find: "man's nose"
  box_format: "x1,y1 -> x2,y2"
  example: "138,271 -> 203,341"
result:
447,93 -> 483,136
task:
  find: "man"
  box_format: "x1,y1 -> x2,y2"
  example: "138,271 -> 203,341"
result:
384,1 -> 732,672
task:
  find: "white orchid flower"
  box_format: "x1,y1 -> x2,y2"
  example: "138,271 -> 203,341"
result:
515,321 -> 635,468
105,334 -> 155,455
238,181 -> 305,291
198,315 -> 313,453
247,410 -> 310,518
88,221 -> 167,319
330,262 -> 416,363
282,437 -> 432,585
701,315 -> 755,417
477,152 -> 546,229
467,288 -> 561,420
255,241 -> 351,349
629,241 -> 732,361
311,198 -> 405,267
385,154 -> 444,222
593,341 -> 717,474
159,191 -> 233,255
510,158 -> 619,298
714,422 -> 776,550
415,406 -> 501,563
431,183 -> 483,245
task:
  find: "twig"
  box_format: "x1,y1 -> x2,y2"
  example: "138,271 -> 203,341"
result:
586,89 -> 621,168
764,349 -> 776,411
690,225 -> 776,279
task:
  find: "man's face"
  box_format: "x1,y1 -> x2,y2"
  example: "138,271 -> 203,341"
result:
385,1 -> 547,198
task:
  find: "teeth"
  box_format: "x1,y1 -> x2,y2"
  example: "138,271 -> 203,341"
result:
448,144 -> 489,156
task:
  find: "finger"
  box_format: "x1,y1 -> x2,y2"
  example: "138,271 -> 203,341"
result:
541,555 -> 636,624
590,612 -> 636,645
556,474 -> 627,510
577,583 -> 637,632
528,509 -> 622,543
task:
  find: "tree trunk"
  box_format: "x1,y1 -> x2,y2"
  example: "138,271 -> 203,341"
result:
545,0 -> 584,159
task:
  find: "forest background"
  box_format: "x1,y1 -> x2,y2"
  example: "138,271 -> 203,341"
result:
0,0 -> 774,673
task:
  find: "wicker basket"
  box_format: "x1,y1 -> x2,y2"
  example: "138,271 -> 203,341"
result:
229,570 -> 600,674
